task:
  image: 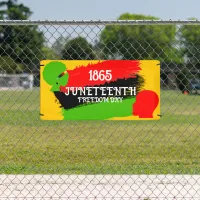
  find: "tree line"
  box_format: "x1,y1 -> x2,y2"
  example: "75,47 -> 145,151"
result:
0,0 -> 200,79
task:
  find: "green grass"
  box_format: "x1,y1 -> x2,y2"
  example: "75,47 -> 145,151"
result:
0,89 -> 200,174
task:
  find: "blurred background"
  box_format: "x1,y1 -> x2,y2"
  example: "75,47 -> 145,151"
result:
0,0 -> 200,178
0,0 -> 200,94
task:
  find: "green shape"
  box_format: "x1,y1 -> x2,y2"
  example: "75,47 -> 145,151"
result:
42,61 -> 69,92
62,97 -> 136,120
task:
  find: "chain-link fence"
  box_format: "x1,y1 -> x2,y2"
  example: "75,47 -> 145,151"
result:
0,20 -> 200,199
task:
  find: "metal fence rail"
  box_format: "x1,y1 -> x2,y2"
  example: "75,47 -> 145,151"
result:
1,19 -> 200,25
0,20 -> 200,199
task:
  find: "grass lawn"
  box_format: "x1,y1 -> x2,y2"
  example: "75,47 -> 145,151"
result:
0,89 -> 200,174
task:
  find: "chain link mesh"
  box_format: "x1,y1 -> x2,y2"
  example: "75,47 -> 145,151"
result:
0,20 -> 200,199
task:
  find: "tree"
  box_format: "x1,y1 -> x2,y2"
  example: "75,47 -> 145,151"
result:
176,67 -> 190,93
180,18 -> 200,65
0,0 -> 31,20
99,13 -> 182,63
61,37 -> 96,60
0,56 -> 23,74
41,45 -> 61,60
52,36 -> 69,58
0,0 -> 45,73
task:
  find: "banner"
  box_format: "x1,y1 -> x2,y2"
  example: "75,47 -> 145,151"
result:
40,60 -> 160,120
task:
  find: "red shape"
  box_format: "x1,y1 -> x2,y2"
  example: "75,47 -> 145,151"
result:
132,90 -> 159,118
60,60 -> 141,92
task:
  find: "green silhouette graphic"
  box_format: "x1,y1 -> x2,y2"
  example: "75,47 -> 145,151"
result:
43,61 -> 69,92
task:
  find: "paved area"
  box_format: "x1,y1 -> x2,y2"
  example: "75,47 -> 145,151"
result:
0,175 -> 200,199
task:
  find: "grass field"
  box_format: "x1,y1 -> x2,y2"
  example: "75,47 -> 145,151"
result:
0,89 -> 200,174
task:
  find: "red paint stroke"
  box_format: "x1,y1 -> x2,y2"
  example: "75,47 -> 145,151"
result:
132,90 -> 159,118
60,60 -> 141,92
